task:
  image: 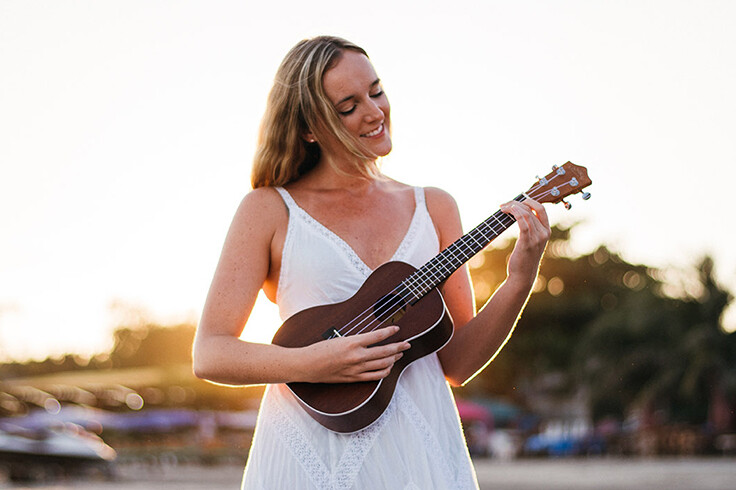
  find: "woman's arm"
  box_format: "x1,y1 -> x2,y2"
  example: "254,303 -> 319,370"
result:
425,187 -> 550,387
192,188 -> 409,387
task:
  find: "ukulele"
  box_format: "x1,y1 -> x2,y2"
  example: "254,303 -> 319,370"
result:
272,161 -> 592,433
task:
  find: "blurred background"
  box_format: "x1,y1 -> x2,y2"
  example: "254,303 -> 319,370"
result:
1,0 -> 735,487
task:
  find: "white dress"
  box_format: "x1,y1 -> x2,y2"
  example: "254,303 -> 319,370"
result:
241,186 -> 478,490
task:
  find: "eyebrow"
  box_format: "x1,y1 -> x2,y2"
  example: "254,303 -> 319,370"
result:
335,79 -> 381,106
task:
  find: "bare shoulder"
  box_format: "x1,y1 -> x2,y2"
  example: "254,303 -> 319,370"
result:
227,186 -> 288,245
238,186 -> 285,212
236,186 -> 286,222
424,186 -> 461,223
423,187 -> 463,246
424,186 -> 458,209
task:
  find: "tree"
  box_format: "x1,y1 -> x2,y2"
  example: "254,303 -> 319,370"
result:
459,225 -> 736,433
460,226 -> 653,398
577,257 -> 736,428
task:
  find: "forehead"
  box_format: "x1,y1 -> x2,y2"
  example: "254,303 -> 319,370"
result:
322,50 -> 378,102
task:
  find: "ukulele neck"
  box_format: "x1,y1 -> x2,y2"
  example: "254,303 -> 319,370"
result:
402,194 -> 526,303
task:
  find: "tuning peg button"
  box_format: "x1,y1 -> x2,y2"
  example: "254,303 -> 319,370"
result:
582,192 -> 591,200
562,199 -> 572,210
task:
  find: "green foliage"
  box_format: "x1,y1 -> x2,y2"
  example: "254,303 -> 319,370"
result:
462,225 -> 736,430
576,256 -> 735,426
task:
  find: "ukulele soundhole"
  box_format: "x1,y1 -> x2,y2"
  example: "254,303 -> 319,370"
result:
373,293 -> 407,325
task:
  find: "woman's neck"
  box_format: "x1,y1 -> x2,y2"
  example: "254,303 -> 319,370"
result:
297,157 -> 383,192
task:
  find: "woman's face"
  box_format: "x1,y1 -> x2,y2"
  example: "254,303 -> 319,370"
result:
319,50 -> 392,159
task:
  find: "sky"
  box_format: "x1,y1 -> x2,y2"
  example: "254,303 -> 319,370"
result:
1,0 -> 735,361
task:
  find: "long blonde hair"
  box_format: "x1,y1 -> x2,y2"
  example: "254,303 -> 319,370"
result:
251,36 -> 381,189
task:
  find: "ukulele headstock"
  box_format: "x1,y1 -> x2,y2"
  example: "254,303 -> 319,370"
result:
526,162 -> 592,209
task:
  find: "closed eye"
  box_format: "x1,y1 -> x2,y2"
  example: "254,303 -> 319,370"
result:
336,81 -> 383,116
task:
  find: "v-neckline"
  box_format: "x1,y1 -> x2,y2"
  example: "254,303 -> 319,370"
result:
281,187 -> 420,274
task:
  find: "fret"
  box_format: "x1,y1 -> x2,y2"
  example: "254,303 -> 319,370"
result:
395,166 -> 592,306
402,201 -> 522,304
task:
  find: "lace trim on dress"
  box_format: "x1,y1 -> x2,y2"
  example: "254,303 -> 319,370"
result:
274,186 -> 425,276
268,387 -> 397,490
332,399 -> 395,489
391,187 -> 424,263
268,392 -> 333,489
395,385 -> 476,489
294,206 -> 372,276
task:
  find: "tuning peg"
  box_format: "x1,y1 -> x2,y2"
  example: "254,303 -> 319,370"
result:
561,199 -> 572,210
582,192 -> 591,200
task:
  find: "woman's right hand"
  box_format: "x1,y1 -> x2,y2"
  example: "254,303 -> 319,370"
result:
298,326 -> 411,383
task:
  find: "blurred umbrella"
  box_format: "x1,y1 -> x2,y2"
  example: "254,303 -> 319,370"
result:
469,398 -> 522,427
456,399 -> 493,425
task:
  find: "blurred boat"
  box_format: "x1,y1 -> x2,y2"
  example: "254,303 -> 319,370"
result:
0,421 -> 116,481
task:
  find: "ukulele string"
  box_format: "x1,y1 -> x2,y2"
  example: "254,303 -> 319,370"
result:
334,184 -> 553,338
332,180 -> 569,339
333,210 -> 517,338
335,185 -> 544,337
337,208 -> 518,338
344,209 -> 520,337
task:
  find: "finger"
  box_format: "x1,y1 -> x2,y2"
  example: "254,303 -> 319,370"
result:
354,366 -> 393,382
501,201 -> 534,231
354,325 -> 400,346
360,353 -> 402,373
500,201 -> 532,219
363,341 -> 411,361
522,198 -> 550,230
502,200 -> 548,238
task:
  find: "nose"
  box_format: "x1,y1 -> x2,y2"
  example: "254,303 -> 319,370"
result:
363,98 -> 384,123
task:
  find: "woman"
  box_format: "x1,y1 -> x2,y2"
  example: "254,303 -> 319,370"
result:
193,36 -> 550,489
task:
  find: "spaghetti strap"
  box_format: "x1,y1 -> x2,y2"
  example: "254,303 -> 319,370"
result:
274,187 -> 298,212
413,186 -> 426,208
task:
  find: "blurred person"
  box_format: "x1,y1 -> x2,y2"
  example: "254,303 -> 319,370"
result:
192,35 -> 550,489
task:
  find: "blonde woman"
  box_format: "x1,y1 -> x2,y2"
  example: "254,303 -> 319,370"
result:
193,36 -> 550,489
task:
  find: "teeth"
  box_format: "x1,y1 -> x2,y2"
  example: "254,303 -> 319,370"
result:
362,124 -> 383,137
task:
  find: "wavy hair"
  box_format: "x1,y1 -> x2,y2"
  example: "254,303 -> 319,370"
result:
251,36 -> 381,188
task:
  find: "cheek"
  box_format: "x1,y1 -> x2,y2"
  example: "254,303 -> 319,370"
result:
343,115 -> 364,133
381,101 -> 391,121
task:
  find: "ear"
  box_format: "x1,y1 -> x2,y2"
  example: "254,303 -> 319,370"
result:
302,130 -> 317,144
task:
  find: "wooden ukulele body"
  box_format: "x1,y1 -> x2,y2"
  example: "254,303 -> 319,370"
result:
271,261 -> 454,433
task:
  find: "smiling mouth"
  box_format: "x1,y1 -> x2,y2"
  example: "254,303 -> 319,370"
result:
361,124 -> 384,138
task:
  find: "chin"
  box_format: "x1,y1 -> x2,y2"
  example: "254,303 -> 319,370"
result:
375,138 -> 393,157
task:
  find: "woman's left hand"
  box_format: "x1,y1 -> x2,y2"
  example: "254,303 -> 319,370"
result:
499,198 -> 551,288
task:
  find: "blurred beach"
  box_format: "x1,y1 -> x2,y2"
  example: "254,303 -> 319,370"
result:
2,457 -> 736,489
